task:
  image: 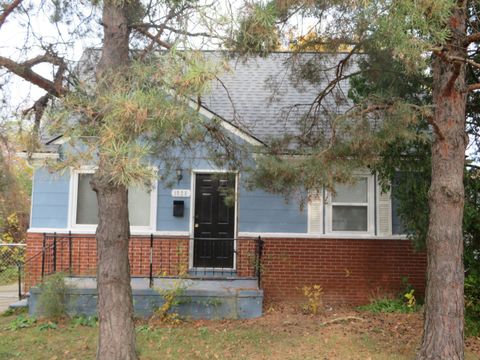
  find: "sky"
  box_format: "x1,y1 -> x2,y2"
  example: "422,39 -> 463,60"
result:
0,2 -> 101,120
0,0 -> 315,123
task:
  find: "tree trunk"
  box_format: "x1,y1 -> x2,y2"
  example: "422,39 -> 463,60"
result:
416,5 -> 467,360
92,177 -> 136,360
93,2 -> 137,360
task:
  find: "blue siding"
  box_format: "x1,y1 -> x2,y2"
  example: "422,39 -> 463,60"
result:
238,187 -> 307,233
30,129 -> 309,234
31,168 -> 70,228
156,173 -> 191,232
155,171 -> 307,234
30,165 -> 308,233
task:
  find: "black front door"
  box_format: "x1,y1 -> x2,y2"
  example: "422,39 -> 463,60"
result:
193,173 -> 235,268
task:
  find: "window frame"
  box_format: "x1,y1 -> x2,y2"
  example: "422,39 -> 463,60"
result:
69,168 -> 157,232
324,174 -> 375,235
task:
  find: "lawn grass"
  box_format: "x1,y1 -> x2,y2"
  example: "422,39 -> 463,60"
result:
0,309 -> 478,360
0,267 -> 19,286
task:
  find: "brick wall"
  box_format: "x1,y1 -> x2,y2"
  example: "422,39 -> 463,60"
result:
25,234 -> 190,289
259,238 -> 426,305
26,233 -> 426,305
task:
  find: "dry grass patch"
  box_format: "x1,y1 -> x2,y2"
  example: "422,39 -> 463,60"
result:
0,306 -> 478,359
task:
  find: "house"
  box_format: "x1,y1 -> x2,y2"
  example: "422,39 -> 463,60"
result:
24,51 -> 426,318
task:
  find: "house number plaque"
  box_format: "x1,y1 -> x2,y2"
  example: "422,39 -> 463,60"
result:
171,189 -> 191,197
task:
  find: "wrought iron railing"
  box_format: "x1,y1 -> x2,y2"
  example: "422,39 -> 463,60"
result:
23,232 -> 264,294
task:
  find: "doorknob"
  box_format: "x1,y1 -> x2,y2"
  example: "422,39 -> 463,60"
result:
194,223 -> 199,228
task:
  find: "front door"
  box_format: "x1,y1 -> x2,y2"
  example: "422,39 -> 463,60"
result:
193,173 -> 236,268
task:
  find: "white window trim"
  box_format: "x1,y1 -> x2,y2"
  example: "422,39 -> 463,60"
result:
323,174 -> 375,236
307,190 -> 323,234
68,168 -> 158,232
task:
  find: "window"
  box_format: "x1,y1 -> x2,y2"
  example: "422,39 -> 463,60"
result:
71,171 -> 156,230
76,173 -> 98,225
332,178 -> 368,231
325,175 -> 375,234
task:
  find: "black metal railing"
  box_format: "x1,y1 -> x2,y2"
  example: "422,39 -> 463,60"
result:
24,233 -> 264,291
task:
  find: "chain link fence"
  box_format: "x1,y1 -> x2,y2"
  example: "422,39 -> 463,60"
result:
0,244 -> 25,302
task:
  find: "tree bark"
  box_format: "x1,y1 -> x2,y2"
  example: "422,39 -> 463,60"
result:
416,4 -> 467,360
93,2 -> 137,360
92,177 -> 136,360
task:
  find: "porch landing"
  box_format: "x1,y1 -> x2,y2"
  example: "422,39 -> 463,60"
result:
28,276 -> 263,320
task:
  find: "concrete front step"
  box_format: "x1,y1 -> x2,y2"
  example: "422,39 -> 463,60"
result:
188,269 -> 237,277
28,276 -> 263,320
9,298 -> 28,309
64,276 -> 259,291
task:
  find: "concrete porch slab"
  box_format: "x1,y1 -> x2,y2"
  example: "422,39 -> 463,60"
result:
28,276 -> 263,320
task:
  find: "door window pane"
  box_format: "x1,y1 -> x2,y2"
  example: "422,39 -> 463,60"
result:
333,178 -> 367,203
332,206 -> 368,231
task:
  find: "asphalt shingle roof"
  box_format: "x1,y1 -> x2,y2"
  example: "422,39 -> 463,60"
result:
202,52 -> 355,142
42,50 -> 356,146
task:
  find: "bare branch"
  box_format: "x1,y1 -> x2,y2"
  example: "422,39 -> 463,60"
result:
138,23 -> 225,39
133,6 -> 185,59
464,32 -> 480,46
442,54 -> 480,71
133,26 -> 172,50
22,93 -> 51,135
0,0 -> 23,29
468,83 -> 480,92
0,54 -> 67,97
22,52 -> 65,68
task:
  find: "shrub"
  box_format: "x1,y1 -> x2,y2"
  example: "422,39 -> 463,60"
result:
359,284 -> 418,314
154,278 -> 187,324
70,315 -> 98,328
358,297 -> 415,313
301,285 -> 323,315
36,273 -> 71,321
9,314 -> 36,330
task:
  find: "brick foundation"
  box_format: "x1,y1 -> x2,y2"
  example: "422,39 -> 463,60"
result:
26,233 -> 426,305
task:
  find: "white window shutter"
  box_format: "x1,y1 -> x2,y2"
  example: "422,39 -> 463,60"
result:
308,192 -> 323,234
377,181 -> 392,236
